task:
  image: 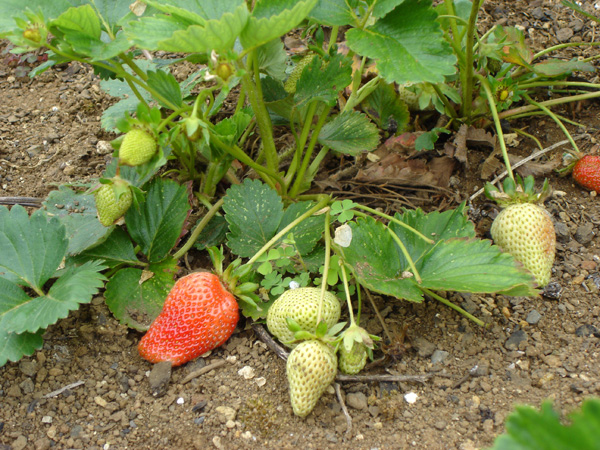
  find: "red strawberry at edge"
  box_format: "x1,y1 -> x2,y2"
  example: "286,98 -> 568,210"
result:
138,272 -> 239,366
572,155 -> 600,193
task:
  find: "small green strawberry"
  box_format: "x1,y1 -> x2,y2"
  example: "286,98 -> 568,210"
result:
397,83 -> 419,111
94,179 -> 133,227
267,287 -> 341,346
287,339 -> 337,417
338,341 -> 367,375
119,128 -> 157,166
485,176 -> 555,287
284,54 -> 315,94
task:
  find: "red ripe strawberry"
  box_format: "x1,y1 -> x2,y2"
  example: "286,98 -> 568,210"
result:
572,155 -> 600,193
138,272 -> 239,366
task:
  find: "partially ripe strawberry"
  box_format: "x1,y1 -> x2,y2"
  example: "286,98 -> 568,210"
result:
138,272 -> 239,366
287,339 -> 337,417
267,287 -> 341,347
119,128 -> 157,166
94,182 -> 132,227
491,202 -> 555,287
572,155 -> 600,193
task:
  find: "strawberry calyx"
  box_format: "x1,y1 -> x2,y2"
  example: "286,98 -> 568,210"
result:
484,175 -> 550,207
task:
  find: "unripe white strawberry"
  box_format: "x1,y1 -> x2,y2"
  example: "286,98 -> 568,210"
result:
267,287 -> 341,346
490,202 -> 555,287
338,341 -> 368,375
286,339 -> 337,417
119,128 -> 157,166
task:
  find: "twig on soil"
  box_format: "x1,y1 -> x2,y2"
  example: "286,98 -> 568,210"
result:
181,359 -> 227,384
334,382 -> 353,436
0,196 -> 43,207
252,323 -> 289,361
44,380 -> 85,398
469,134 -> 587,202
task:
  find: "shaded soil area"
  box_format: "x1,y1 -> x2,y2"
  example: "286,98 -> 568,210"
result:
2,1 -> 600,449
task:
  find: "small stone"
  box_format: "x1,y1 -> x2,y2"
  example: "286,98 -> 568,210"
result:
431,350 -> 449,364
12,435 -> 27,450
541,282 -> 562,300
212,436 -> 225,450
404,392 -> 418,404
41,416 -> 53,424
34,437 -> 51,450
556,27 -> 574,42
346,392 -> 368,410
483,419 -> 494,433
241,431 -> 253,440
225,420 -> 236,429
554,222 -> 571,243
96,140 -> 113,155
434,420 -> 447,430
412,337 -> 436,357
575,324 -> 598,337
581,260 -> 597,271
215,405 -> 236,422
148,361 -> 172,397
7,384 -> 22,397
505,330 -> 528,350
544,355 -> 562,368
63,165 -> 76,176
237,366 -> 255,379
574,223 -> 594,245
94,396 -> 108,408
19,360 -> 38,377
525,310 -> 542,325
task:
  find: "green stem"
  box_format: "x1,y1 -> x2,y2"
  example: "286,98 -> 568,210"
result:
476,74 -> 514,181
240,52 -> 280,174
431,83 -> 458,119
522,93 -> 580,154
460,0 -> 483,120
353,204 -> 434,244
289,106 -> 332,197
327,26 -> 339,51
173,199 -> 224,260
421,287 -> 485,327
246,195 -> 330,266
306,145 -> 331,180
533,41 -> 600,60
344,76 -> 381,113
339,261 -> 356,326
317,210 -> 333,326
517,81 -> 600,90
499,90 -> 600,120
386,227 -> 422,283
285,101 -> 319,185
209,132 -> 283,190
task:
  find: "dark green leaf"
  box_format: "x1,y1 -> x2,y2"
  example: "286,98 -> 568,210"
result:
125,178 -> 191,262
295,53 -> 352,108
317,111 -> 379,155
104,258 -> 178,330
257,38 -> 287,80
361,81 -> 409,131
0,206 -> 67,289
124,16 -> 187,51
309,0 -> 356,26
193,215 -> 228,251
241,0 -> 318,50
223,179 -> 284,257
6,261 -> 106,334
278,201 -> 324,255
338,216 -> 424,302
44,186 -> 112,255
490,399 -> 600,450
147,69 -> 183,109
71,227 -> 139,268
346,0 -> 456,84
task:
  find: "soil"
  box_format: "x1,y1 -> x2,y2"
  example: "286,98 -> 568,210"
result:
2,1 -> 600,449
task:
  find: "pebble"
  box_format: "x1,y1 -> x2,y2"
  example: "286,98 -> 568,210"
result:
215,405 -> 236,422
434,420 -> 447,430
526,310 -> 542,325
574,223 -> 594,245
149,361 -> 172,397
505,330 -> 528,350
412,337 -> 436,357
12,435 -> 27,450
557,27 -> 574,42
575,324 -> 598,337
19,360 -> 38,377
431,350 -> 449,364
346,392 -> 368,410
237,366 -> 255,379
94,396 -> 108,408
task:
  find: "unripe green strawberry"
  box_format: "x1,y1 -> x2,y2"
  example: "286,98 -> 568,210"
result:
284,54 -> 315,94
287,339 -> 337,417
119,128 -> 157,166
397,84 -> 419,111
94,182 -> 133,227
267,287 -> 341,346
491,202 -> 555,287
23,27 -> 41,43
215,62 -> 234,82
338,341 -> 367,375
